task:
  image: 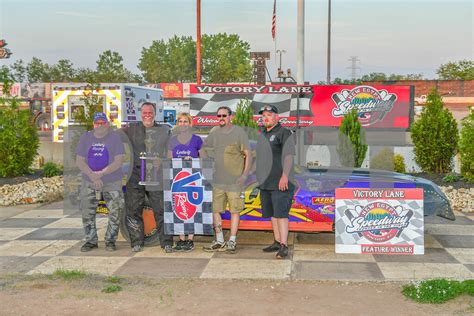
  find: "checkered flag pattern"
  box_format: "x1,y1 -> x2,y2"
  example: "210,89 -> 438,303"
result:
163,158 -> 214,236
335,198 -> 424,253
190,93 -> 313,117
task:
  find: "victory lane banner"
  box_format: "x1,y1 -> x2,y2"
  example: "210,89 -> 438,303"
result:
335,188 -> 424,255
163,158 -> 214,236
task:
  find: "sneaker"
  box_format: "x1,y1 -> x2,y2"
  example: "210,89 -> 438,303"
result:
226,240 -> 237,254
276,243 -> 289,259
203,240 -> 226,252
162,245 -> 173,253
105,242 -> 116,251
132,244 -> 143,252
173,240 -> 186,252
262,240 -> 281,253
80,242 -> 98,252
182,240 -> 195,252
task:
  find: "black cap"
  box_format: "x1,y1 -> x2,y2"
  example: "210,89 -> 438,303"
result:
258,105 -> 278,114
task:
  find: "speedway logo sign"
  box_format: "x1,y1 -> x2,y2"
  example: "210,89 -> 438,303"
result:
335,188 -> 424,255
331,86 -> 397,127
163,159 -> 213,235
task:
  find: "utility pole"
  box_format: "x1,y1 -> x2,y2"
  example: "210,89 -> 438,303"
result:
348,56 -> 360,81
296,0 -> 305,84
326,0 -> 331,84
196,0 -> 201,84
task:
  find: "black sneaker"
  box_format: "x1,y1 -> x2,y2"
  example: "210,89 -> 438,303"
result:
105,242 -> 116,251
173,240 -> 186,252
182,240 -> 195,252
80,242 -> 98,252
276,243 -> 289,259
262,240 -> 281,253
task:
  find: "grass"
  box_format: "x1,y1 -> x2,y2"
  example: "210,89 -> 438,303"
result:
102,284 -> 122,293
51,269 -> 88,281
402,279 -> 474,304
105,276 -> 121,284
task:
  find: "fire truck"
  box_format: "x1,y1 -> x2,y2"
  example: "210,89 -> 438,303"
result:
51,84 -> 164,142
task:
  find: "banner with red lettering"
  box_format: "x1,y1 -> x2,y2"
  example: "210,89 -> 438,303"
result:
189,84 -> 412,129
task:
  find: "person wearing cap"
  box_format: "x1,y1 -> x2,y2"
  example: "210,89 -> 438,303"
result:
76,112 -> 125,252
201,106 -> 252,254
256,105 -> 296,259
123,102 -> 173,253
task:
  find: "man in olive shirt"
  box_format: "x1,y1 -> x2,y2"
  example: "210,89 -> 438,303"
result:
256,105 -> 296,259
202,106 -> 252,254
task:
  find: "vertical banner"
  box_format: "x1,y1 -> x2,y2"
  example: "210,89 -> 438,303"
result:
335,188 -> 424,255
163,158 -> 214,235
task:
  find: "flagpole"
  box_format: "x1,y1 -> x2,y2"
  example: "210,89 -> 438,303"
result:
272,0 -> 277,83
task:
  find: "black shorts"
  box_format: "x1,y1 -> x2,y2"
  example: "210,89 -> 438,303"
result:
260,188 -> 294,218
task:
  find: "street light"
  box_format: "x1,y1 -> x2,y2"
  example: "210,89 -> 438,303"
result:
276,49 -> 286,79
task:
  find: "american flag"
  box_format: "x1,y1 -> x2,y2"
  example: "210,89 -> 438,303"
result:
272,0 -> 276,40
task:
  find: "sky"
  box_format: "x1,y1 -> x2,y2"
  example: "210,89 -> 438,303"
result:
0,0 -> 472,83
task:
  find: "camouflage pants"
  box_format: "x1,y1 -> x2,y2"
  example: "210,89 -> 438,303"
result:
80,187 -> 124,244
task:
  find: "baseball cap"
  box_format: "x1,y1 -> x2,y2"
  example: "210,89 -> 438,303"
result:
93,112 -> 108,123
258,105 -> 278,114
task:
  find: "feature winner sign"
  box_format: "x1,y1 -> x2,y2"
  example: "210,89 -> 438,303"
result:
335,188 -> 424,255
163,159 -> 214,236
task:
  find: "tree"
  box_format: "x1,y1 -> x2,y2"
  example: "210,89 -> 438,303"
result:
96,50 -> 138,82
139,36 -> 196,83
411,89 -> 458,173
73,67 -> 97,83
50,59 -> 75,82
138,33 -> 252,83
458,111 -> 474,182
201,33 -> 252,83
10,59 -> 27,82
337,109 -> 368,168
437,60 -> 474,80
26,57 -> 52,83
0,79 -> 39,176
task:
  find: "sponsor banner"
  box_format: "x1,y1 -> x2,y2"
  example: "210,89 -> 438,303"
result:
161,83 -> 184,99
0,83 -> 21,97
163,158 -> 214,235
189,84 -> 411,129
335,188 -> 424,255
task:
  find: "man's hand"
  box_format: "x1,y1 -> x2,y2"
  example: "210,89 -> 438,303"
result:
89,172 -> 102,182
92,179 -> 103,190
278,174 -> 288,191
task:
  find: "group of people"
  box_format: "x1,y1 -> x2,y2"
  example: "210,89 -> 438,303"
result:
76,102 -> 295,259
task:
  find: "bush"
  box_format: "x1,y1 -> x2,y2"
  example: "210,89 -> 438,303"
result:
394,153 -> 406,173
458,111 -> 474,182
402,279 -> 472,304
442,173 -> 460,183
42,162 -> 63,177
411,89 -> 458,173
337,109 -> 368,168
0,80 -> 39,177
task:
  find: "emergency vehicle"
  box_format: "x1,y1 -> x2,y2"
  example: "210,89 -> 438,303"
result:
51,84 -> 164,142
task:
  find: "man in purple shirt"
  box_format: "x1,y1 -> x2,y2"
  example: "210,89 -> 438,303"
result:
76,112 -> 125,252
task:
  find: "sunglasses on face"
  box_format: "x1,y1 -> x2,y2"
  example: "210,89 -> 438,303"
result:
177,120 -> 189,123
217,114 -> 228,118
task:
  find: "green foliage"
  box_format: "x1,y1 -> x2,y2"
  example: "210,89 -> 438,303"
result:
102,284 -> 122,293
73,83 -> 106,131
0,80 -> 39,177
41,162 -> 63,177
138,33 -> 252,83
231,99 -> 258,129
442,173 -> 460,183
106,276 -> 121,284
95,50 -> 140,83
437,60 -> 474,80
458,111 -> 474,182
370,147 -> 395,171
337,109 -> 368,168
394,154 -> 406,173
138,35 -> 196,83
402,279 -> 471,304
411,89 -> 458,173
51,269 -> 88,281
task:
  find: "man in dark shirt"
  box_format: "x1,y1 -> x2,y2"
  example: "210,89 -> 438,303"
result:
123,102 -> 173,253
256,105 -> 295,259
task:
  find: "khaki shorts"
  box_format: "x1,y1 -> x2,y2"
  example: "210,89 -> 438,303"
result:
212,187 -> 244,214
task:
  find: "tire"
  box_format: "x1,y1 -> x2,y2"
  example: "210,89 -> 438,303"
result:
35,113 -> 51,130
